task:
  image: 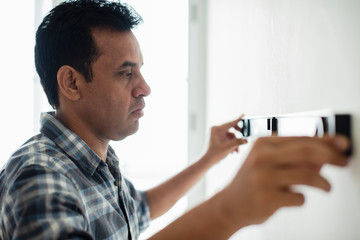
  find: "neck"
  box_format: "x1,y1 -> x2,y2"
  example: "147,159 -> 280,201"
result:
55,109 -> 109,162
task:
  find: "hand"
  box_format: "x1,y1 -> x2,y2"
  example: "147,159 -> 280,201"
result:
219,135 -> 350,229
205,115 -> 248,164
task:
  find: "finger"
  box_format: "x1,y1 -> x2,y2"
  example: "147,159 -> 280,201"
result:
265,141 -> 348,167
277,192 -> 305,207
219,114 -> 245,130
233,124 -> 243,133
226,132 -> 236,139
273,168 -> 331,192
226,138 -> 248,150
258,135 -> 350,153
232,146 -> 239,153
236,138 -> 248,146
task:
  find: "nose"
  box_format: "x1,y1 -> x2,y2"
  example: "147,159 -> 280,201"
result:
132,74 -> 151,98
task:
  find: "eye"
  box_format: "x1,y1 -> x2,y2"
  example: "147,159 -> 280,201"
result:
119,69 -> 133,79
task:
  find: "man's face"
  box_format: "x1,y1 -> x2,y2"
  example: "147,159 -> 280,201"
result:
78,28 -> 150,142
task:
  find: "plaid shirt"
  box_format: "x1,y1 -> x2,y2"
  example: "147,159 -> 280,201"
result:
0,112 -> 150,240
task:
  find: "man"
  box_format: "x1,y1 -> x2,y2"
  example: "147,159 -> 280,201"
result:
0,0 -> 350,239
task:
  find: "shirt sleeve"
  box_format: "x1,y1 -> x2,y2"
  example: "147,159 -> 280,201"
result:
1,165 -> 93,240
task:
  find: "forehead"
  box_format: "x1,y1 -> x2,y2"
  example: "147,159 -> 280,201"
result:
91,28 -> 142,63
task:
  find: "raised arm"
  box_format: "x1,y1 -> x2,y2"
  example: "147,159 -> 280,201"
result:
146,116 -> 247,220
149,135 -> 350,239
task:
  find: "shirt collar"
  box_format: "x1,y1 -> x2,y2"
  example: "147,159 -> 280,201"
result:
40,111 -> 116,176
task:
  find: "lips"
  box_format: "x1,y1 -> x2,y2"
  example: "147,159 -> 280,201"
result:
130,97 -> 146,116
130,103 -> 145,117
132,104 -> 145,113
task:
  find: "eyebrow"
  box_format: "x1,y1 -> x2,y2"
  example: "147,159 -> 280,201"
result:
114,62 -> 135,73
120,61 -> 137,68
115,61 -> 144,71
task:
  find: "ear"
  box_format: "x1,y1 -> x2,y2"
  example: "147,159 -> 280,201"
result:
57,65 -> 82,102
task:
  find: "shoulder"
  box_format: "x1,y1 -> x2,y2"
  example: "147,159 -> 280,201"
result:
0,133 -> 83,207
1,133 -> 82,200
3,133 -> 78,179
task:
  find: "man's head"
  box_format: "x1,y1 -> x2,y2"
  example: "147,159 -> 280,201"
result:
36,0 -> 151,142
35,0 -> 143,109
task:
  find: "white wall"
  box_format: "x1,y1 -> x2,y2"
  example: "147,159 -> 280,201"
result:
205,0 -> 360,239
0,1 -> 35,167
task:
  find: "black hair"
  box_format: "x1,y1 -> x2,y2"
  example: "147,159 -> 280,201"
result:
35,0 -> 143,108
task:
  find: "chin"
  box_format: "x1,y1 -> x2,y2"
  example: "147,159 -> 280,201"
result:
113,122 -> 139,141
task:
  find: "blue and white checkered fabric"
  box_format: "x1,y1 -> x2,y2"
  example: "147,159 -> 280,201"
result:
0,112 -> 150,240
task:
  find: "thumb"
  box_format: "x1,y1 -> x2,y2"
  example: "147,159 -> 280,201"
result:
226,138 -> 248,150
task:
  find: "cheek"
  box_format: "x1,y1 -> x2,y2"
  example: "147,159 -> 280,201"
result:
107,93 -> 131,118
86,82 -> 132,120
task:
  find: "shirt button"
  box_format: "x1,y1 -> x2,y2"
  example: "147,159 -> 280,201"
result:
96,168 -> 101,172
